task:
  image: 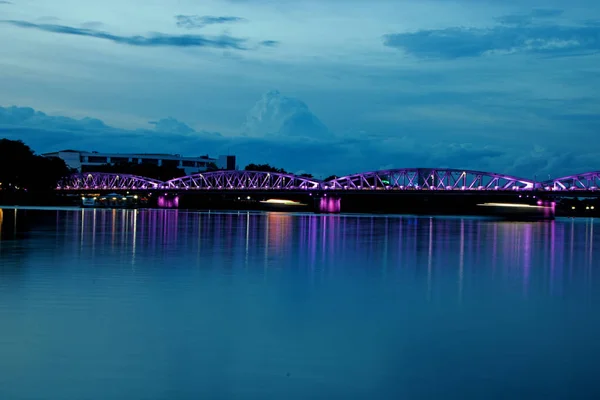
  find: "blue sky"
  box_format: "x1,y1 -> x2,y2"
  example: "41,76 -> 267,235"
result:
1,0 -> 599,179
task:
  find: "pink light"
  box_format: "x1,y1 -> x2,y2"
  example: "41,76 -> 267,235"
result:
318,197 -> 341,213
158,195 -> 179,208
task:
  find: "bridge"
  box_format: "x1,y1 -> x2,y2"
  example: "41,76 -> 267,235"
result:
54,168 -> 600,217
56,168 -> 600,192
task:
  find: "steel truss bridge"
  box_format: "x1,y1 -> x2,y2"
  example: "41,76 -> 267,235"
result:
56,169 -> 600,193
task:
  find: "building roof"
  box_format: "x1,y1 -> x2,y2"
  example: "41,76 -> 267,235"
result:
42,150 -> 217,160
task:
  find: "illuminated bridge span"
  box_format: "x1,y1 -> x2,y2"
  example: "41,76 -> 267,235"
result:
57,173 -> 163,190
323,169 -> 535,191
56,169 -> 600,192
542,171 -> 600,191
164,170 -> 321,190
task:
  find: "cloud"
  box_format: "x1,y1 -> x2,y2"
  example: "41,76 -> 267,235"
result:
530,9 -> 565,19
260,40 -> 279,47
175,15 -> 246,29
0,103 -> 515,178
0,1 -> 12,4
0,105 -> 224,139
496,9 -> 564,26
505,146 -> 600,180
1,20 -> 249,50
242,90 -> 331,139
148,117 -> 195,135
148,117 -> 221,136
2,89 -> 599,180
80,21 -> 105,29
428,143 -> 504,168
383,17 -> 600,59
0,106 -> 110,132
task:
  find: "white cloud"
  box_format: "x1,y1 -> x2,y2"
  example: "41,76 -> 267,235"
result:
242,90 -> 331,139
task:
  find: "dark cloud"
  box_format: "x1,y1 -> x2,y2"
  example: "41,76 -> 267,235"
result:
260,40 -> 279,47
0,1 -> 12,4
0,106 -> 110,132
549,113 -> 600,122
428,143 -> 504,167
530,9 -> 564,18
80,21 -> 104,29
496,9 -> 564,26
148,117 -> 195,135
148,117 -> 221,136
1,20 -> 249,50
383,17 -> 600,59
0,105 -> 221,138
506,147 -> 600,180
175,15 -> 246,29
495,14 -> 534,26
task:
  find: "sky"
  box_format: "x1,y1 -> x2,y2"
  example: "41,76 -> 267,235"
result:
1,0 -> 599,179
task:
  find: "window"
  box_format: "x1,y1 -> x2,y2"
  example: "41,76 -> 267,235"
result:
111,157 -> 129,164
88,156 -> 108,163
162,160 -> 179,168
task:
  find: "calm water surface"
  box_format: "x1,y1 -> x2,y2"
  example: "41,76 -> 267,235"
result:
1,208 -> 599,399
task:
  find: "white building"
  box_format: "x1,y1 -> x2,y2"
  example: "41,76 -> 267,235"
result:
43,150 -> 236,176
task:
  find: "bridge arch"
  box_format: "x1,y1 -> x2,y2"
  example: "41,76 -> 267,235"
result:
57,172 -> 164,190
165,170 -> 321,190
542,171 -> 600,191
323,168 -> 535,191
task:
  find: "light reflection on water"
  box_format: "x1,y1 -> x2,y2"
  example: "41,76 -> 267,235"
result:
1,208 -> 600,399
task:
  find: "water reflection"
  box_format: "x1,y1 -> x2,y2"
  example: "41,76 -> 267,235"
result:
1,209 -> 600,399
2,209 -> 598,300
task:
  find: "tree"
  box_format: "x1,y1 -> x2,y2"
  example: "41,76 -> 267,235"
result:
0,139 -> 69,192
299,173 -> 314,178
244,163 -> 288,174
206,162 -> 219,172
323,175 -> 338,182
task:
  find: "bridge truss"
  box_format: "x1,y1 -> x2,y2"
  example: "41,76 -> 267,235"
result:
165,170 -> 321,190
57,173 -> 163,190
542,171 -> 600,191
323,169 -> 535,191
56,169 -> 600,193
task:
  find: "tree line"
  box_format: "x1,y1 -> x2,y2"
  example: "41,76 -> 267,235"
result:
0,139 -> 70,192
244,163 -> 321,179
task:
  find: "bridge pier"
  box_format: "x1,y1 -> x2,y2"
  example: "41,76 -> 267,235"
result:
157,193 -> 180,208
316,195 -> 341,213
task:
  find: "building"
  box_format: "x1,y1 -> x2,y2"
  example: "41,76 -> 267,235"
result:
43,150 -> 237,176
217,155 -> 237,171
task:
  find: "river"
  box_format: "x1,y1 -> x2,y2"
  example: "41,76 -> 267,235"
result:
1,208 -> 599,399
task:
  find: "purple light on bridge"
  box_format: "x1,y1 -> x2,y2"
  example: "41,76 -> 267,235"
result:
57,169 -> 600,193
